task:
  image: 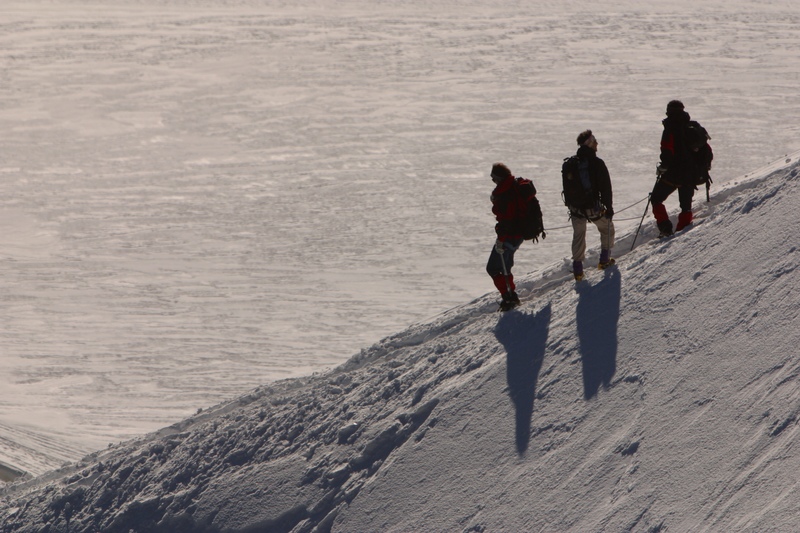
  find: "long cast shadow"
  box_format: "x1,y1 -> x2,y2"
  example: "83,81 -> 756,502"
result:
494,303 -> 551,456
576,267 -> 622,400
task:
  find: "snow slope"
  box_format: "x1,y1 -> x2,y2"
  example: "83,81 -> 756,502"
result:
3,0 -> 800,479
1,157 -> 798,532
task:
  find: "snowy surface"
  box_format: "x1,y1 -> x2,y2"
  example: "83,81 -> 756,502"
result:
1,145 -> 799,531
1,0 -> 800,485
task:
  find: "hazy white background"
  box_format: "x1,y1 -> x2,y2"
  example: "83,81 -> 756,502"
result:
1,0 -> 798,476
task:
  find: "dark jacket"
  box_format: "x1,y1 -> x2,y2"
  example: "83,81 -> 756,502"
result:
573,145 -> 613,216
660,111 -> 712,186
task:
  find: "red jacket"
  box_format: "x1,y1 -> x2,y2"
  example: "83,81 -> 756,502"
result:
492,175 -> 534,240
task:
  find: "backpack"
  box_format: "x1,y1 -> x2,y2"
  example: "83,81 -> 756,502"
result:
685,120 -> 713,189
513,178 -> 546,242
561,156 -> 596,210
684,120 -> 710,152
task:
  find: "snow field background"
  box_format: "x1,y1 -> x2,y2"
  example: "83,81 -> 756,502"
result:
1,0 -> 799,476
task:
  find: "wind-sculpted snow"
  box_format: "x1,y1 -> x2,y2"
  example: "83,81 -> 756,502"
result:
0,308 -> 494,532
2,160 -> 799,532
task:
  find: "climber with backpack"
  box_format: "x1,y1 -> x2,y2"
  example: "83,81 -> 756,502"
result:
486,162 -> 546,312
651,100 -> 713,237
562,130 -> 616,281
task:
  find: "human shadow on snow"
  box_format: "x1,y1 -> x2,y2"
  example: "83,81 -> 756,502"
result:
495,303 -> 551,456
576,267 -> 621,400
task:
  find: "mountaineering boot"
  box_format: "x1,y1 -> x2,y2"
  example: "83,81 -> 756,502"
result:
499,291 -> 521,312
657,219 -> 674,237
653,203 -> 673,237
675,210 -> 693,232
598,258 -> 616,270
572,260 -> 584,281
598,249 -> 615,270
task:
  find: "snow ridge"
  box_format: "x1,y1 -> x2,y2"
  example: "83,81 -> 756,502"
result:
2,156 -> 800,532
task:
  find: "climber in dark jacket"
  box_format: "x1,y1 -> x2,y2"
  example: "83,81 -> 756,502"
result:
652,100 -> 713,236
565,130 -> 615,281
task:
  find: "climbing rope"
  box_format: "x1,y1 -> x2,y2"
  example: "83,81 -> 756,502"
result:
544,195 -> 650,231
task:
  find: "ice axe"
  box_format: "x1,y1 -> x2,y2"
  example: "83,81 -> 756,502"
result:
630,194 -> 651,252
498,242 -> 513,294
631,168 -> 662,251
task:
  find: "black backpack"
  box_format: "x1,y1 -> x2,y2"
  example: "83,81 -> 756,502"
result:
561,156 -> 596,210
513,178 -> 546,242
685,121 -> 713,189
685,120 -> 710,152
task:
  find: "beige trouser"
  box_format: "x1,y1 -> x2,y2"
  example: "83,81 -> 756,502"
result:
571,215 -> 615,262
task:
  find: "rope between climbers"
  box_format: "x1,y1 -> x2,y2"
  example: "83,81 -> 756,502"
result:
545,195 -> 650,231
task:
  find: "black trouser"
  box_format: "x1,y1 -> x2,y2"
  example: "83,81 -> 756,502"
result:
651,179 -> 694,212
486,238 -> 523,278
486,238 -> 523,294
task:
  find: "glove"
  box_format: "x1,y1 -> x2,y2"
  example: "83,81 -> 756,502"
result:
495,239 -> 505,254
604,207 -> 614,219
656,164 -> 667,177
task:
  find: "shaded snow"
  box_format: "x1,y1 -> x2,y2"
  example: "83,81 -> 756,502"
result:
1,158 -> 798,532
